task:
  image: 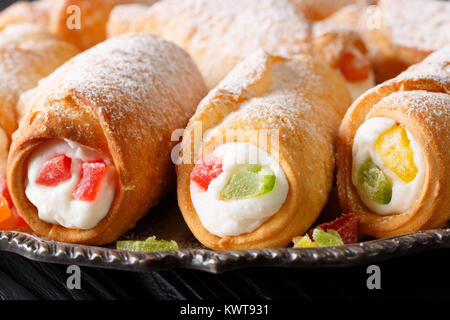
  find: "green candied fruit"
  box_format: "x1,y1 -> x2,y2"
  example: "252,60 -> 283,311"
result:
116,236 -> 179,252
312,228 -> 344,247
357,159 -> 392,205
220,164 -> 276,200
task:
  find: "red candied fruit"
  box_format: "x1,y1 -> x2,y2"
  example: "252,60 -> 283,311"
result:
0,177 -> 27,230
339,52 -> 371,83
190,156 -> 223,191
309,213 -> 359,244
72,160 -> 107,202
36,154 -> 72,186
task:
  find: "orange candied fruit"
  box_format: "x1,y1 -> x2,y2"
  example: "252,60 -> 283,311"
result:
0,195 -> 15,230
339,51 -> 371,83
374,124 -> 418,183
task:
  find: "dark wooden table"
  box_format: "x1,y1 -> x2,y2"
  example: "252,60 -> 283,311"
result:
1,249 -> 449,300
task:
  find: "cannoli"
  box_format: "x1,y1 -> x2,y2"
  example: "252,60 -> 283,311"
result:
0,0 -> 158,50
107,0 -> 375,100
336,46 -> 450,238
373,0 -> 450,66
326,0 -> 450,82
7,33 -> 207,244
0,23 -> 78,176
0,24 -> 78,231
176,51 -> 352,250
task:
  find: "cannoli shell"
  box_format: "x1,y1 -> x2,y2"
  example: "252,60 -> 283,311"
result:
336,46 -> 450,238
0,23 -> 79,137
0,0 -> 158,50
8,33 -> 207,245
328,0 -> 450,83
177,51 -> 352,250
108,0 -> 369,90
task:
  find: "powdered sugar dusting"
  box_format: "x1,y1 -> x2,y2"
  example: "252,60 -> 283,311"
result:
107,3 -> 156,38
196,51 -> 347,154
379,90 -> 449,141
121,0 -> 368,89
23,33 -> 205,147
0,23 -> 77,117
130,0 -> 312,88
396,45 -> 450,85
380,0 -> 450,52
145,0 -> 311,57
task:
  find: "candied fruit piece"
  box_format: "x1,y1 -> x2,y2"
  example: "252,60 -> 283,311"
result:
312,228 -> 344,247
36,154 -> 72,186
292,234 -> 319,248
0,178 -> 12,208
72,160 -> 107,201
358,159 -> 392,205
309,213 -> 359,244
116,236 -> 179,252
0,178 -> 28,230
0,195 -> 15,230
339,51 -> 371,82
220,165 -> 275,200
374,124 -> 418,183
190,156 -> 223,190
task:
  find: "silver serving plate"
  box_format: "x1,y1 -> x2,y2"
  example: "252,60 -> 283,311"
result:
1,193 -> 449,274
0,229 -> 449,274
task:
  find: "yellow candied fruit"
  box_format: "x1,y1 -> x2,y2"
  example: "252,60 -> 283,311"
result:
292,235 -> 319,248
374,124 -> 418,183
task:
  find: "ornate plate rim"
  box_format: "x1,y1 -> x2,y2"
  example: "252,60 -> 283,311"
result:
0,228 -> 449,273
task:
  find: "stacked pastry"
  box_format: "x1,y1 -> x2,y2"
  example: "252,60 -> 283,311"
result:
0,0 -> 448,249
337,46 -> 450,238
0,0 -> 159,50
7,34 -> 206,244
108,0 -> 375,100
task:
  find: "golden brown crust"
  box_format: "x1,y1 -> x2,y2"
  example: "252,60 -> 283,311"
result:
325,3 -> 404,83
376,0 -> 450,66
0,23 -> 79,137
107,4 -> 153,38
177,51 -> 352,250
326,0 -> 450,83
0,1 -> 51,30
47,0 -> 157,50
8,34 -> 207,245
108,0 -> 370,90
0,0 -> 158,50
336,46 -> 450,238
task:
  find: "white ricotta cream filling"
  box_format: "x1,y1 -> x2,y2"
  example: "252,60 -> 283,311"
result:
336,47 -> 376,101
345,70 -> 375,101
352,117 -> 425,215
190,142 -> 289,237
0,127 -> 9,177
26,139 -> 117,229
